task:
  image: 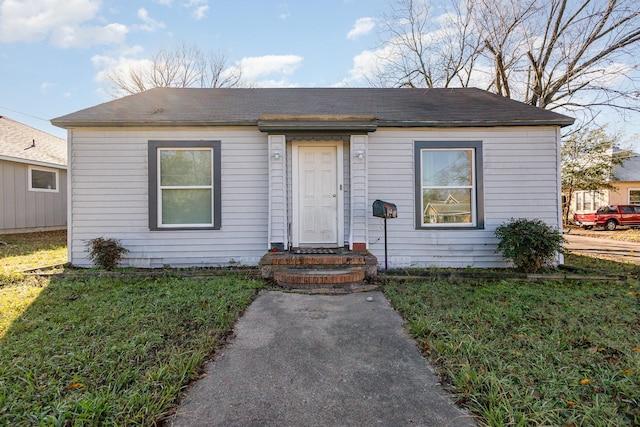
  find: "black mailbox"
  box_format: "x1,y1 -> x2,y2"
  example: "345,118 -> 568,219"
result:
373,200 -> 397,219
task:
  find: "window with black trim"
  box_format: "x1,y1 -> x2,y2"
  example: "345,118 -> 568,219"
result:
414,141 -> 484,229
149,141 -> 221,230
28,166 -> 59,192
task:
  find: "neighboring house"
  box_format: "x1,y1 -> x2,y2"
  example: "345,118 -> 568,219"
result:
0,116 -> 67,234
570,150 -> 640,215
52,88 -> 573,269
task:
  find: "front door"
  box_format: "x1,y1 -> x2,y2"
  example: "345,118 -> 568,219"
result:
293,142 -> 343,247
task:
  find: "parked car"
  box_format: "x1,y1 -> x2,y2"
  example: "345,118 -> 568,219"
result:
573,205 -> 640,230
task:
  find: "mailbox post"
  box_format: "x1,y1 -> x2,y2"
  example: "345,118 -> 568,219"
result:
372,200 -> 397,270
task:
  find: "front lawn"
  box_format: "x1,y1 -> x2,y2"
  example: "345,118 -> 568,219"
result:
2,231 -> 638,425
0,230 -> 67,274
0,274 -> 263,425
385,267 -> 640,426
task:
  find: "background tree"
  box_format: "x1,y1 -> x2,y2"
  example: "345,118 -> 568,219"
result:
374,0 -> 483,88
104,42 -> 242,97
561,126 -> 630,221
376,0 -> 640,123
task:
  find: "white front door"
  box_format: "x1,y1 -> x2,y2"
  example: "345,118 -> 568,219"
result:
293,142 -> 343,247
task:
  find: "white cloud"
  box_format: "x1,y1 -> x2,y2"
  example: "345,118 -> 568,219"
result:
40,82 -> 56,93
137,8 -> 165,32
279,4 -> 291,20
192,5 -> 209,20
347,17 -> 375,40
336,47 -> 389,87
0,0 -> 129,48
92,54 -> 155,97
50,23 -> 128,48
185,0 -> 209,20
91,48 -> 148,73
230,55 -> 304,86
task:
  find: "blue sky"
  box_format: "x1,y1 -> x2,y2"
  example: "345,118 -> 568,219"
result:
0,0 -> 388,138
1,0 -> 638,151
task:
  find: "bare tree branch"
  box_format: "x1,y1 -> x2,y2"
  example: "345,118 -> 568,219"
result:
375,0 -> 483,89
375,0 -> 640,125
103,42 -> 242,97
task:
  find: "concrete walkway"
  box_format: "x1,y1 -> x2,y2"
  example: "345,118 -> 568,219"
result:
170,290 -> 476,427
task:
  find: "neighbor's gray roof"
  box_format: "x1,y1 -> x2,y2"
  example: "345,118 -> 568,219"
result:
0,116 -> 67,167
613,151 -> 640,182
51,87 -> 574,130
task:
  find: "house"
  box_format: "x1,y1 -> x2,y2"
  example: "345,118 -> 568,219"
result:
0,116 -> 67,234
51,88 -> 573,270
570,150 -> 640,214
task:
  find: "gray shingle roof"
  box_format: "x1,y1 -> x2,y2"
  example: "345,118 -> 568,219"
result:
613,151 -> 640,182
0,116 -> 67,167
51,87 -> 574,129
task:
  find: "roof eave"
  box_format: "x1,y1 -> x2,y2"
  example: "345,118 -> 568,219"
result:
377,118 -> 575,128
51,117 -> 576,129
0,155 -> 67,169
257,122 -> 378,133
51,120 -> 258,129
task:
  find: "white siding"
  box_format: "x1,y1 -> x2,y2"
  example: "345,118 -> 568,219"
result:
69,128 -> 268,268
69,125 -> 562,269
367,127 -> 561,268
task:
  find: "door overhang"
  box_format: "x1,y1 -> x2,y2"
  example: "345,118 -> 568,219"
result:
258,114 -> 378,133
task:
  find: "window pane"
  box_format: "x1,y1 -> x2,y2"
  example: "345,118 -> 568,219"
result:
162,189 -> 212,225
423,189 -> 472,224
422,150 -> 472,186
31,169 -> 57,190
160,150 -> 212,186
630,190 -> 640,205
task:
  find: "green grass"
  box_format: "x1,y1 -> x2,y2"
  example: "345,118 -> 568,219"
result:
0,230 -> 67,274
0,274 -> 264,425
2,231 -> 638,425
564,253 -> 640,275
385,276 -> 640,426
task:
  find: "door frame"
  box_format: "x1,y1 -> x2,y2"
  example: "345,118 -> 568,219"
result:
291,141 -> 344,247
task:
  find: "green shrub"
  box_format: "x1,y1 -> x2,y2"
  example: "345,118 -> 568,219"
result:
86,237 -> 128,270
494,218 -> 564,272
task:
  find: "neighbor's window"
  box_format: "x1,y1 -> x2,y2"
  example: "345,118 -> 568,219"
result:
630,189 -> 640,205
574,190 -> 603,211
149,141 -> 221,230
28,166 -> 59,192
414,141 -> 483,229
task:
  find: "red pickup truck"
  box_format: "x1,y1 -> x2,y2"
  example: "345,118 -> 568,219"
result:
573,205 -> 640,230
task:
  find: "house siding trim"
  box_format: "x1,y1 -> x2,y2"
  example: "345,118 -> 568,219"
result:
148,140 -> 221,231
268,135 -> 288,250
349,135 -> 368,249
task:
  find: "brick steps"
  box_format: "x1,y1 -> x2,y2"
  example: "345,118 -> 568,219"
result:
259,250 -> 378,292
274,268 -> 365,289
